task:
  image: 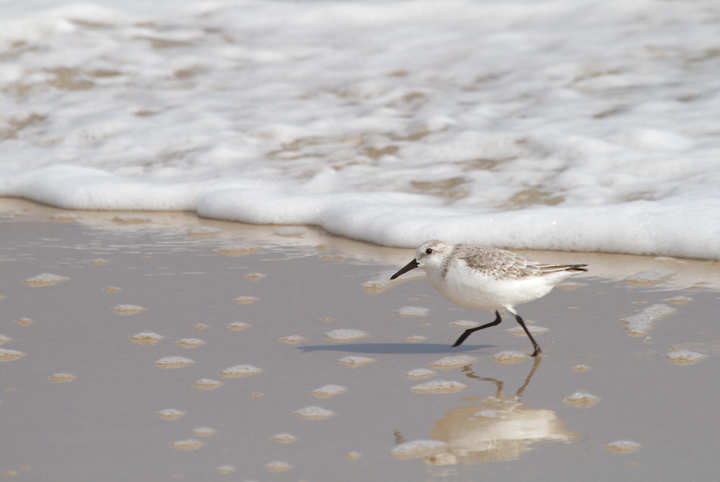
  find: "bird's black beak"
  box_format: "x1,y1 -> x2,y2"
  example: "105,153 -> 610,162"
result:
390,259 -> 419,280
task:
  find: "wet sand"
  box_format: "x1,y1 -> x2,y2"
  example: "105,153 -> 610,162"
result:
1,198 -> 718,481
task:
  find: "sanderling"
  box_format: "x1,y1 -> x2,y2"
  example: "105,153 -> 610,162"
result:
390,240 -> 587,356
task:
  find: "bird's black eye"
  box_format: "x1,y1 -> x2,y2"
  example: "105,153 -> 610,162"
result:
425,248 -> 433,255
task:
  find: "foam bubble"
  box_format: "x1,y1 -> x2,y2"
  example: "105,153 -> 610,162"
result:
625,269 -> 675,284
215,466 -> 235,474
226,322 -> 251,331
278,335 -> 305,344
154,356 -> 195,368
169,439 -> 203,450
50,213 -> 77,222
193,323 -> 209,330
193,379 -> 223,390
176,338 -> 206,349
563,391 -> 600,408
0,349 -> 26,362
113,214 -> 150,224
572,364 -> 590,372
90,259 -> 107,266
390,440 -> 449,459
410,380 -> 467,394
665,349 -> 707,365
337,356 -> 375,367
0,335 -> 11,345
219,364 -> 262,378
103,286 -> 121,293
622,304 -> 676,336
403,368 -> 436,379
396,306 -> 429,317
664,295 -> 693,304
310,384 -> 347,398
345,451 -> 362,460
112,304 -> 146,315
605,440 -> 642,454
324,329 -> 369,342
491,351 -> 528,364
22,273 -> 69,287
270,433 -> 297,443
472,410 -> 500,419
48,373 -> 76,382
429,355 -> 476,370
215,245 -> 261,256
505,325 -> 548,336
293,406 -> 336,420
15,318 -> 34,326
264,462 -> 292,473
192,427 -> 217,437
405,335 -> 427,342
129,331 -> 164,345
156,409 -> 185,421
244,272 -> 266,280
450,320 -> 478,328
186,226 -> 219,235
232,296 -> 258,304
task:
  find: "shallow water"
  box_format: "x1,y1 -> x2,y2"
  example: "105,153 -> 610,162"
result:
1,200 -> 718,481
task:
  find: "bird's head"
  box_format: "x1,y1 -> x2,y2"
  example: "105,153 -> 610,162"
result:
390,240 -> 453,280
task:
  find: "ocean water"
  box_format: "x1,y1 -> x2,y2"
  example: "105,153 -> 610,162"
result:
1,0 -> 719,259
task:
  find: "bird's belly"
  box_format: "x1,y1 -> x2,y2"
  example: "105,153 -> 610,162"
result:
429,272 -> 555,311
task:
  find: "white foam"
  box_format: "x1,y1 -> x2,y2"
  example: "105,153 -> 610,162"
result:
2,1 -> 720,259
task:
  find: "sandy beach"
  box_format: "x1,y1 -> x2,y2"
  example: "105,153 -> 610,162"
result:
1,197 -> 718,481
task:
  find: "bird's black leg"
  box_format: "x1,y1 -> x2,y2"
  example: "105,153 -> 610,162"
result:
511,313 -> 542,357
452,311 -> 502,347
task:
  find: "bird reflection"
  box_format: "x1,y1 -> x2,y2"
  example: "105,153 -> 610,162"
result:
394,357 -> 576,466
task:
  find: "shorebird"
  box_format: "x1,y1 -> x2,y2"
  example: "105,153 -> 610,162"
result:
390,240 -> 587,356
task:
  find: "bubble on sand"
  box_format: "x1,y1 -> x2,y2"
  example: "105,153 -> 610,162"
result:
563,392 -> 600,408
665,349 -> 707,365
15,318 -> 34,326
390,440 -> 449,459
186,226 -> 220,235
404,368 -> 436,379
310,384 -> 347,398
90,259 -> 107,266
219,364 -> 263,378
156,409 -> 185,420
22,273 -> 69,287
193,379 -> 223,390
215,245 -> 261,256
505,325 -> 548,336
192,427 -> 217,437
472,410 -> 501,419
130,331 -> 164,345
491,351 -> 528,364
324,329 -> 369,342
429,355 -> 477,370
320,317 -> 334,322
345,451 -> 362,460
622,304 -> 676,336
112,304 -> 146,315
113,214 -> 151,224
215,465 -> 235,474
50,212 -> 77,222
193,323 -> 209,330
0,349 -> 26,362
293,406 -> 336,420
245,272 -> 266,280
169,439 -> 203,450
405,335 -> 427,342
278,335 -> 305,344
250,392 -> 264,398
396,306 -> 429,317
227,322 -> 251,331
233,296 -> 258,304
0,335 -> 11,345
154,356 -> 195,368
103,286 -> 121,293
664,295 -> 693,305
572,364 -> 590,372
274,227 -> 307,237
176,338 -> 206,349
625,269 -> 674,284
264,461 -> 292,473
605,440 -> 642,454
48,373 -> 75,382
321,254 -> 347,261
450,320 -> 478,328
270,433 -> 297,443
410,380 -> 467,394
337,356 -> 376,367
